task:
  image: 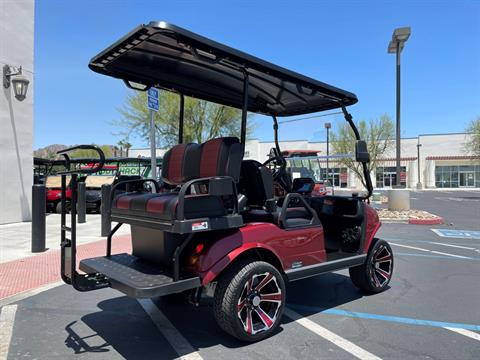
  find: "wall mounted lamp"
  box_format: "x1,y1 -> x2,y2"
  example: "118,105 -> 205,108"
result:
3,64 -> 30,101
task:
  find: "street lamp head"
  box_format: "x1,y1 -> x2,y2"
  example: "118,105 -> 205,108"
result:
387,27 -> 411,53
393,27 -> 411,42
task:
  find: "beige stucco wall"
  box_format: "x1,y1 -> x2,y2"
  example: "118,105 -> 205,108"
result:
0,0 -> 35,224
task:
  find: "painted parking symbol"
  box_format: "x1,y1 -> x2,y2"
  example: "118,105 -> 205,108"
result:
432,229 -> 480,240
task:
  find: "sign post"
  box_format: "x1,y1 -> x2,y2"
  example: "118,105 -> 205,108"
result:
147,88 -> 159,182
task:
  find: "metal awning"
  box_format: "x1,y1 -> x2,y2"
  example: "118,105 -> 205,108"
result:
89,21 -> 358,117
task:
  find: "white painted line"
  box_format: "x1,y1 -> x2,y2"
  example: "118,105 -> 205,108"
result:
0,281 -> 64,308
429,250 -> 471,259
444,327 -> 480,342
428,242 -> 476,250
138,299 -> 203,360
389,243 -> 429,252
284,308 -> 382,360
389,242 -> 471,259
0,305 -> 18,360
431,229 -> 444,237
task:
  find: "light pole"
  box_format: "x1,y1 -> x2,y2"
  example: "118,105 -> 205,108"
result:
416,142 -> 422,189
388,27 -> 411,188
325,122 -> 333,194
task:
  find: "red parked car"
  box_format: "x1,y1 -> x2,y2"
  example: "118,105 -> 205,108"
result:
59,22 -> 393,342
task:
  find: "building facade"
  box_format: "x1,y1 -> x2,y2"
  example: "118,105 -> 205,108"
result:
130,132 -> 479,191
0,0 -> 35,224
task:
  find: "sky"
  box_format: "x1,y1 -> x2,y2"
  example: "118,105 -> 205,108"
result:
34,0 -> 480,149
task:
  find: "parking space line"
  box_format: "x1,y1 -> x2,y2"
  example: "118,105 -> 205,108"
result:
444,327 -> 480,342
284,308 -> 382,360
389,242 -> 471,259
428,242 -> 476,250
0,305 -> 17,360
288,304 -> 480,332
138,299 -> 203,360
395,252 -> 480,261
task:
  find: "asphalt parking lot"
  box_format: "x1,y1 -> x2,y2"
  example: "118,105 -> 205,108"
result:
1,191 -> 479,359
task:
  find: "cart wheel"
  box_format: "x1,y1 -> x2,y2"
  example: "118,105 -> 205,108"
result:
213,259 -> 285,342
349,238 -> 393,293
56,202 -> 70,214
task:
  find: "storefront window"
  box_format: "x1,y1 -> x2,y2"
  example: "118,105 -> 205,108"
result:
435,165 -> 479,188
320,167 -> 348,187
375,166 -> 406,188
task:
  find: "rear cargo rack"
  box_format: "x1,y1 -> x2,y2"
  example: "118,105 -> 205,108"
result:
58,145 -> 201,297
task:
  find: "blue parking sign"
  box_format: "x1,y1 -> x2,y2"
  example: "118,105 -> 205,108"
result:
147,87 -> 159,111
148,96 -> 159,111
148,88 -> 159,99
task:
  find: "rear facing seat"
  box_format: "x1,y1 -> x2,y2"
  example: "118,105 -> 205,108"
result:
110,137 -> 243,233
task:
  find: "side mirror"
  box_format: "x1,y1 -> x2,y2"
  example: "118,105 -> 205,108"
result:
355,140 -> 370,163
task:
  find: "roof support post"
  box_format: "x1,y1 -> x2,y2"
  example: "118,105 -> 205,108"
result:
272,115 -> 281,155
179,94 -> 185,144
240,70 -> 249,145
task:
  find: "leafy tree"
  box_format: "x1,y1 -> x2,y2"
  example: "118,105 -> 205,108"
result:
464,117 -> 480,157
330,114 -> 395,188
115,90 -> 254,147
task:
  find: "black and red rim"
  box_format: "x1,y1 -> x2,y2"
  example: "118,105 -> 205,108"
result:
237,272 -> 282,335
370,244 -> 393,288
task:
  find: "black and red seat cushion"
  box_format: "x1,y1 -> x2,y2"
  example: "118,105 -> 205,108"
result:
199,137 -> 242,182
111,137 -> 241,223
162,143 -> 201,185
112,192 -> 225,221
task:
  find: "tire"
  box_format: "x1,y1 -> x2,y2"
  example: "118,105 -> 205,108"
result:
55,202 -> 62,214
213,259 -> 285,342
56,202 -> 70,214
349,238 -> 394,294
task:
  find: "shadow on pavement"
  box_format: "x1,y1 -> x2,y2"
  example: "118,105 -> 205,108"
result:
64,272 -> 368,358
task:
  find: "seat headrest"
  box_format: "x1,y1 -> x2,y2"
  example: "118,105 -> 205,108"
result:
199,137 -> 242,182
161,137 -> 243,185
162,143 -> 201,185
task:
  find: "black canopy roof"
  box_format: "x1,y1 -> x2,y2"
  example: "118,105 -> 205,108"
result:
89,21 -> 357,117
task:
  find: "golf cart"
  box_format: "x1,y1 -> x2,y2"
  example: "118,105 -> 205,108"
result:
59,21 -> 393,342
80,157 -> 162,213
281,150 -> 329,196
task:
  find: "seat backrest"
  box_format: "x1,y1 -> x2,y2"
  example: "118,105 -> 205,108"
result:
162,143 -> 201,185
238,160 -> 274,207
199,137 -> 242,182
162,137 -> 242,185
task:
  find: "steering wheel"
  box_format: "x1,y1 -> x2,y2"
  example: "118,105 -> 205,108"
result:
263,155 -> 285,181
263,150 -> 292,192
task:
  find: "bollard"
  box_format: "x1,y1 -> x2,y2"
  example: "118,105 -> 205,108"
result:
77,181 -> 86,224
101,184 -> 112,237
32,184 -> 46,253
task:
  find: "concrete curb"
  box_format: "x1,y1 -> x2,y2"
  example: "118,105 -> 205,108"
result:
379,216 -> 444,225
408,217 -> 444,225
379,218 -> 409,224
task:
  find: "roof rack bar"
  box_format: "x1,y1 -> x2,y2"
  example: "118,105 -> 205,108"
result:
240,70 -> 249,145
179,93 -> 185,144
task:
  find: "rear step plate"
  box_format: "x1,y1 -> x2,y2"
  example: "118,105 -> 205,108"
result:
79,253 -> 201,298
